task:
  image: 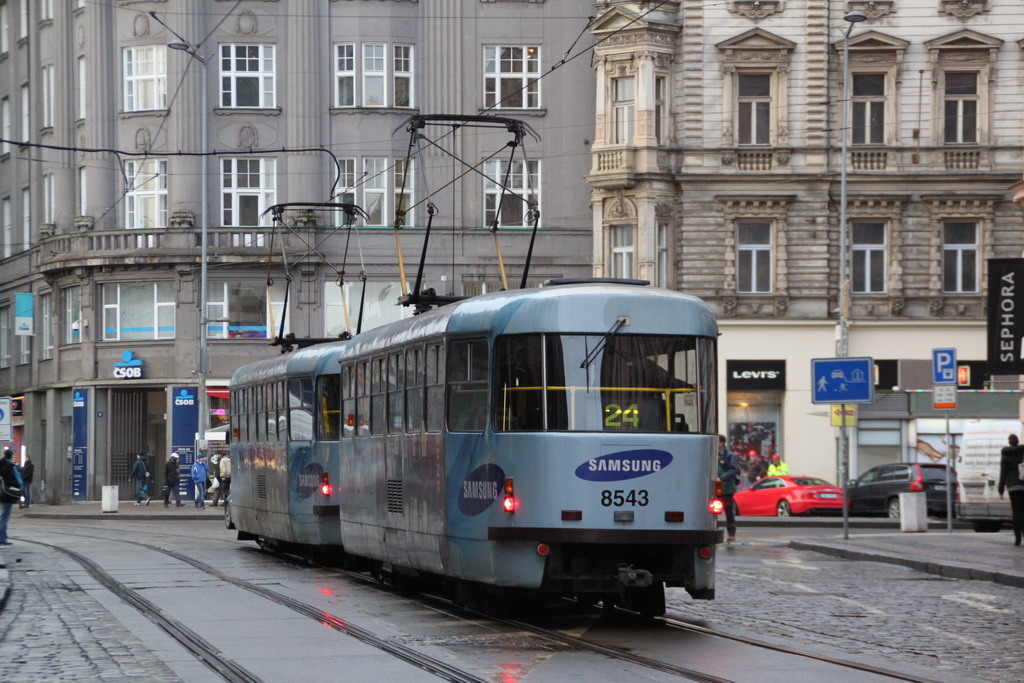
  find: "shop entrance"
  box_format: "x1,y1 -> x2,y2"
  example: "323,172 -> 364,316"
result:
109,388 -> 167,497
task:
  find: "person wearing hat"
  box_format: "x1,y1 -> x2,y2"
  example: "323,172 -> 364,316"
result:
766,453 -> 789,477
163,452 -> 183,507
190,454 -> 211,508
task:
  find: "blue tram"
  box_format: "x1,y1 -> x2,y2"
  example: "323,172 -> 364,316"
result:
229,279 -> 720,615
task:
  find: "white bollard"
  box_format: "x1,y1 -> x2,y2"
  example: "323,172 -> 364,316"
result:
899,491 -> 927,532
101,485 -> 119,513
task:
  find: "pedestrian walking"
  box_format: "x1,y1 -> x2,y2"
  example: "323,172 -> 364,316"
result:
163,452 -> 183,507
19,455 -> 34,508
130,452 -> 152,506
0,448 -> 24,545
718,435 -> 741,543
998,434 -> 1024,546
191,454 -> 210,508
211,452 -> 231,507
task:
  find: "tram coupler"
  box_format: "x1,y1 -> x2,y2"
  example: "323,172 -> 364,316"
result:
616,564 -> 653,588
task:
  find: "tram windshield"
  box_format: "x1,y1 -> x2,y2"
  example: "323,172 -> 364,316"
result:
492,334 -> 716,433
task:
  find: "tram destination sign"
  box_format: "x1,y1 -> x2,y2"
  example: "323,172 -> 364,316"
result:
987,258 -> 1024,374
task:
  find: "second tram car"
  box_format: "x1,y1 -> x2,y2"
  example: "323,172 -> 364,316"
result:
229,279 -> 721,615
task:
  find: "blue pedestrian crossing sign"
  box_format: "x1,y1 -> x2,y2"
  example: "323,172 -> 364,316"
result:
811,357 -> 875,404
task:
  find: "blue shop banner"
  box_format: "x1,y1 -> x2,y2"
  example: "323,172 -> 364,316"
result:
171,386 -> 199,499
71,389 -> 88,501
14,292 -> 33,336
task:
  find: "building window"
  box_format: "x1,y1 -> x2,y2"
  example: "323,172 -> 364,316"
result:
76,55 -> 85,120
333,157 -> 356,207
851,221 -> 886,294
394,158 -> 413,226
17,323 -> 28,365
78,166 -> 86,215
852,74 -> 885,146
1,96 -> 8,154
335,44 -> 354,107
609,225 -> 634,279
612,76 -> 634,145
206,281 -> 287,339
0,306 -> 8,368
655,76 -> 667,145
335,43 -> 414,109
20,186 -> 28,251
1,196 -> 9,258
102,282 -> 175,341
484,46 -> 540,109
17,0 -> 25,40
944,72 -> 977,144
942,221 -> 977,293
41,64 -> 54,128
221,157 -> 276,227
40,292 -> 51,360
736,221 -> 772,293
125,159 -> 167,229
42,173 -> 53,223
483,159 -> 539,228
363,157 -> 387,226
656,223 -> 668,287
123,46 -> 167,112
20,83 -> 28,140
0,2 -> 8,55
38,0 -> 50,21
220,44 -> 275,108
63,285 -> 81,344
737,74 -> 771,146
325,281 -> 411,337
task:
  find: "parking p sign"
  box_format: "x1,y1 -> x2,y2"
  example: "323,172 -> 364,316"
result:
932,348 -> 957,385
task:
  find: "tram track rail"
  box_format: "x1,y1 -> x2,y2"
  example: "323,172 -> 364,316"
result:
24,523 -> 943,683
19,530 -> 486,683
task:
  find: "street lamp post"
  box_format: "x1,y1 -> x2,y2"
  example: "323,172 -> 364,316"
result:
167,39 -> 211,452
838,10 -> 867,539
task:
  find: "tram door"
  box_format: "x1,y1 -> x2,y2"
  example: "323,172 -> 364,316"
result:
109,389 -> 167,497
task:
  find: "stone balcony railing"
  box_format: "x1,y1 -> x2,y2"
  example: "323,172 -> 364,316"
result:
35,226 -> 293,274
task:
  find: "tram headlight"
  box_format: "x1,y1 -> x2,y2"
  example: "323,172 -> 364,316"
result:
320,472 -> 332,496
708,498 -> 725,515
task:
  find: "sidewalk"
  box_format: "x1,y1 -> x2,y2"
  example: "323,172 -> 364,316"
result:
791,530 -> 1024,588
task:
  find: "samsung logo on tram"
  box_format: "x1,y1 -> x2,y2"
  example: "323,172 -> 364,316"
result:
458,464 -> 506,516
575,450 -> 672,482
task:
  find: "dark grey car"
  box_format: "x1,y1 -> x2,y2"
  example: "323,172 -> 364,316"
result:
847,463 -> 956,518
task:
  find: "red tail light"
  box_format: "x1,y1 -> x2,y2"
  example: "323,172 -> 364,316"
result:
320,472 -> 332,496
503,478 -> 517,513
909,468 -> 924,492
715,479 -> 723,497
709,498 -> 725,514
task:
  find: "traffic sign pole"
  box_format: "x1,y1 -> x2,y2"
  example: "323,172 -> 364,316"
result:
933,347 -> 957,534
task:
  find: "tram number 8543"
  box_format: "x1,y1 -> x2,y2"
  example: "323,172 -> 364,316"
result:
601,490 -> 649,507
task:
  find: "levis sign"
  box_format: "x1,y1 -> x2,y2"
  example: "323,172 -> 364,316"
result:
726,360 -> 786,391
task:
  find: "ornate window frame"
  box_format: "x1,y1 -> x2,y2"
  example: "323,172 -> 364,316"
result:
924,30 -> 1002,148
923,195 -> 997,305
717,196 -> 794,315
716,29 -> 796,150
834,31 -> 908,149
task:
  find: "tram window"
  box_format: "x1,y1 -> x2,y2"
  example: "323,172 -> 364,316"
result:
425,343 -> 444,432
371,357 -> 386,435
289,378 -> 314,441
405,347 -> 423,432
356,360 -> 370,437
277,381 -> 289,441
388,352 -> 404,434
267,382 -> 280,443
493,335 -> 544,431
341,364 -> 355,438
317,374 -> 341,440
447,339 -> 488,432
697,338 -> 717,432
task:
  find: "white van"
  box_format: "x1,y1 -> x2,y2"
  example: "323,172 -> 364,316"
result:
955,420 -> 1019,532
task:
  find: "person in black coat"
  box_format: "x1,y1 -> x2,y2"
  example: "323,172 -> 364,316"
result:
18,456 -> 34,508
129,453 -> 151,506
998,434 -> 1024,546
0,449 -> 23,545
163,453 -> 183,507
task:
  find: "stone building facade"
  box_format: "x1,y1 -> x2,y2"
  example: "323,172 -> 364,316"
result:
0,0 -> 595,502
589,1 -> 1024,481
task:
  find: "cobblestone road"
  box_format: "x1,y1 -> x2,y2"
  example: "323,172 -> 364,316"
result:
0,544 -> 180,682
671,540 -> 1020,682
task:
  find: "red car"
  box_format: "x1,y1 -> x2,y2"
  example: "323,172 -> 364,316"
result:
733,476 -> 845,516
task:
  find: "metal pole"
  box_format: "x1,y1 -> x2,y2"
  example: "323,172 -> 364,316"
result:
945,409 -> 953,532
198,54 -> 209,451
838,19 -> 854,541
